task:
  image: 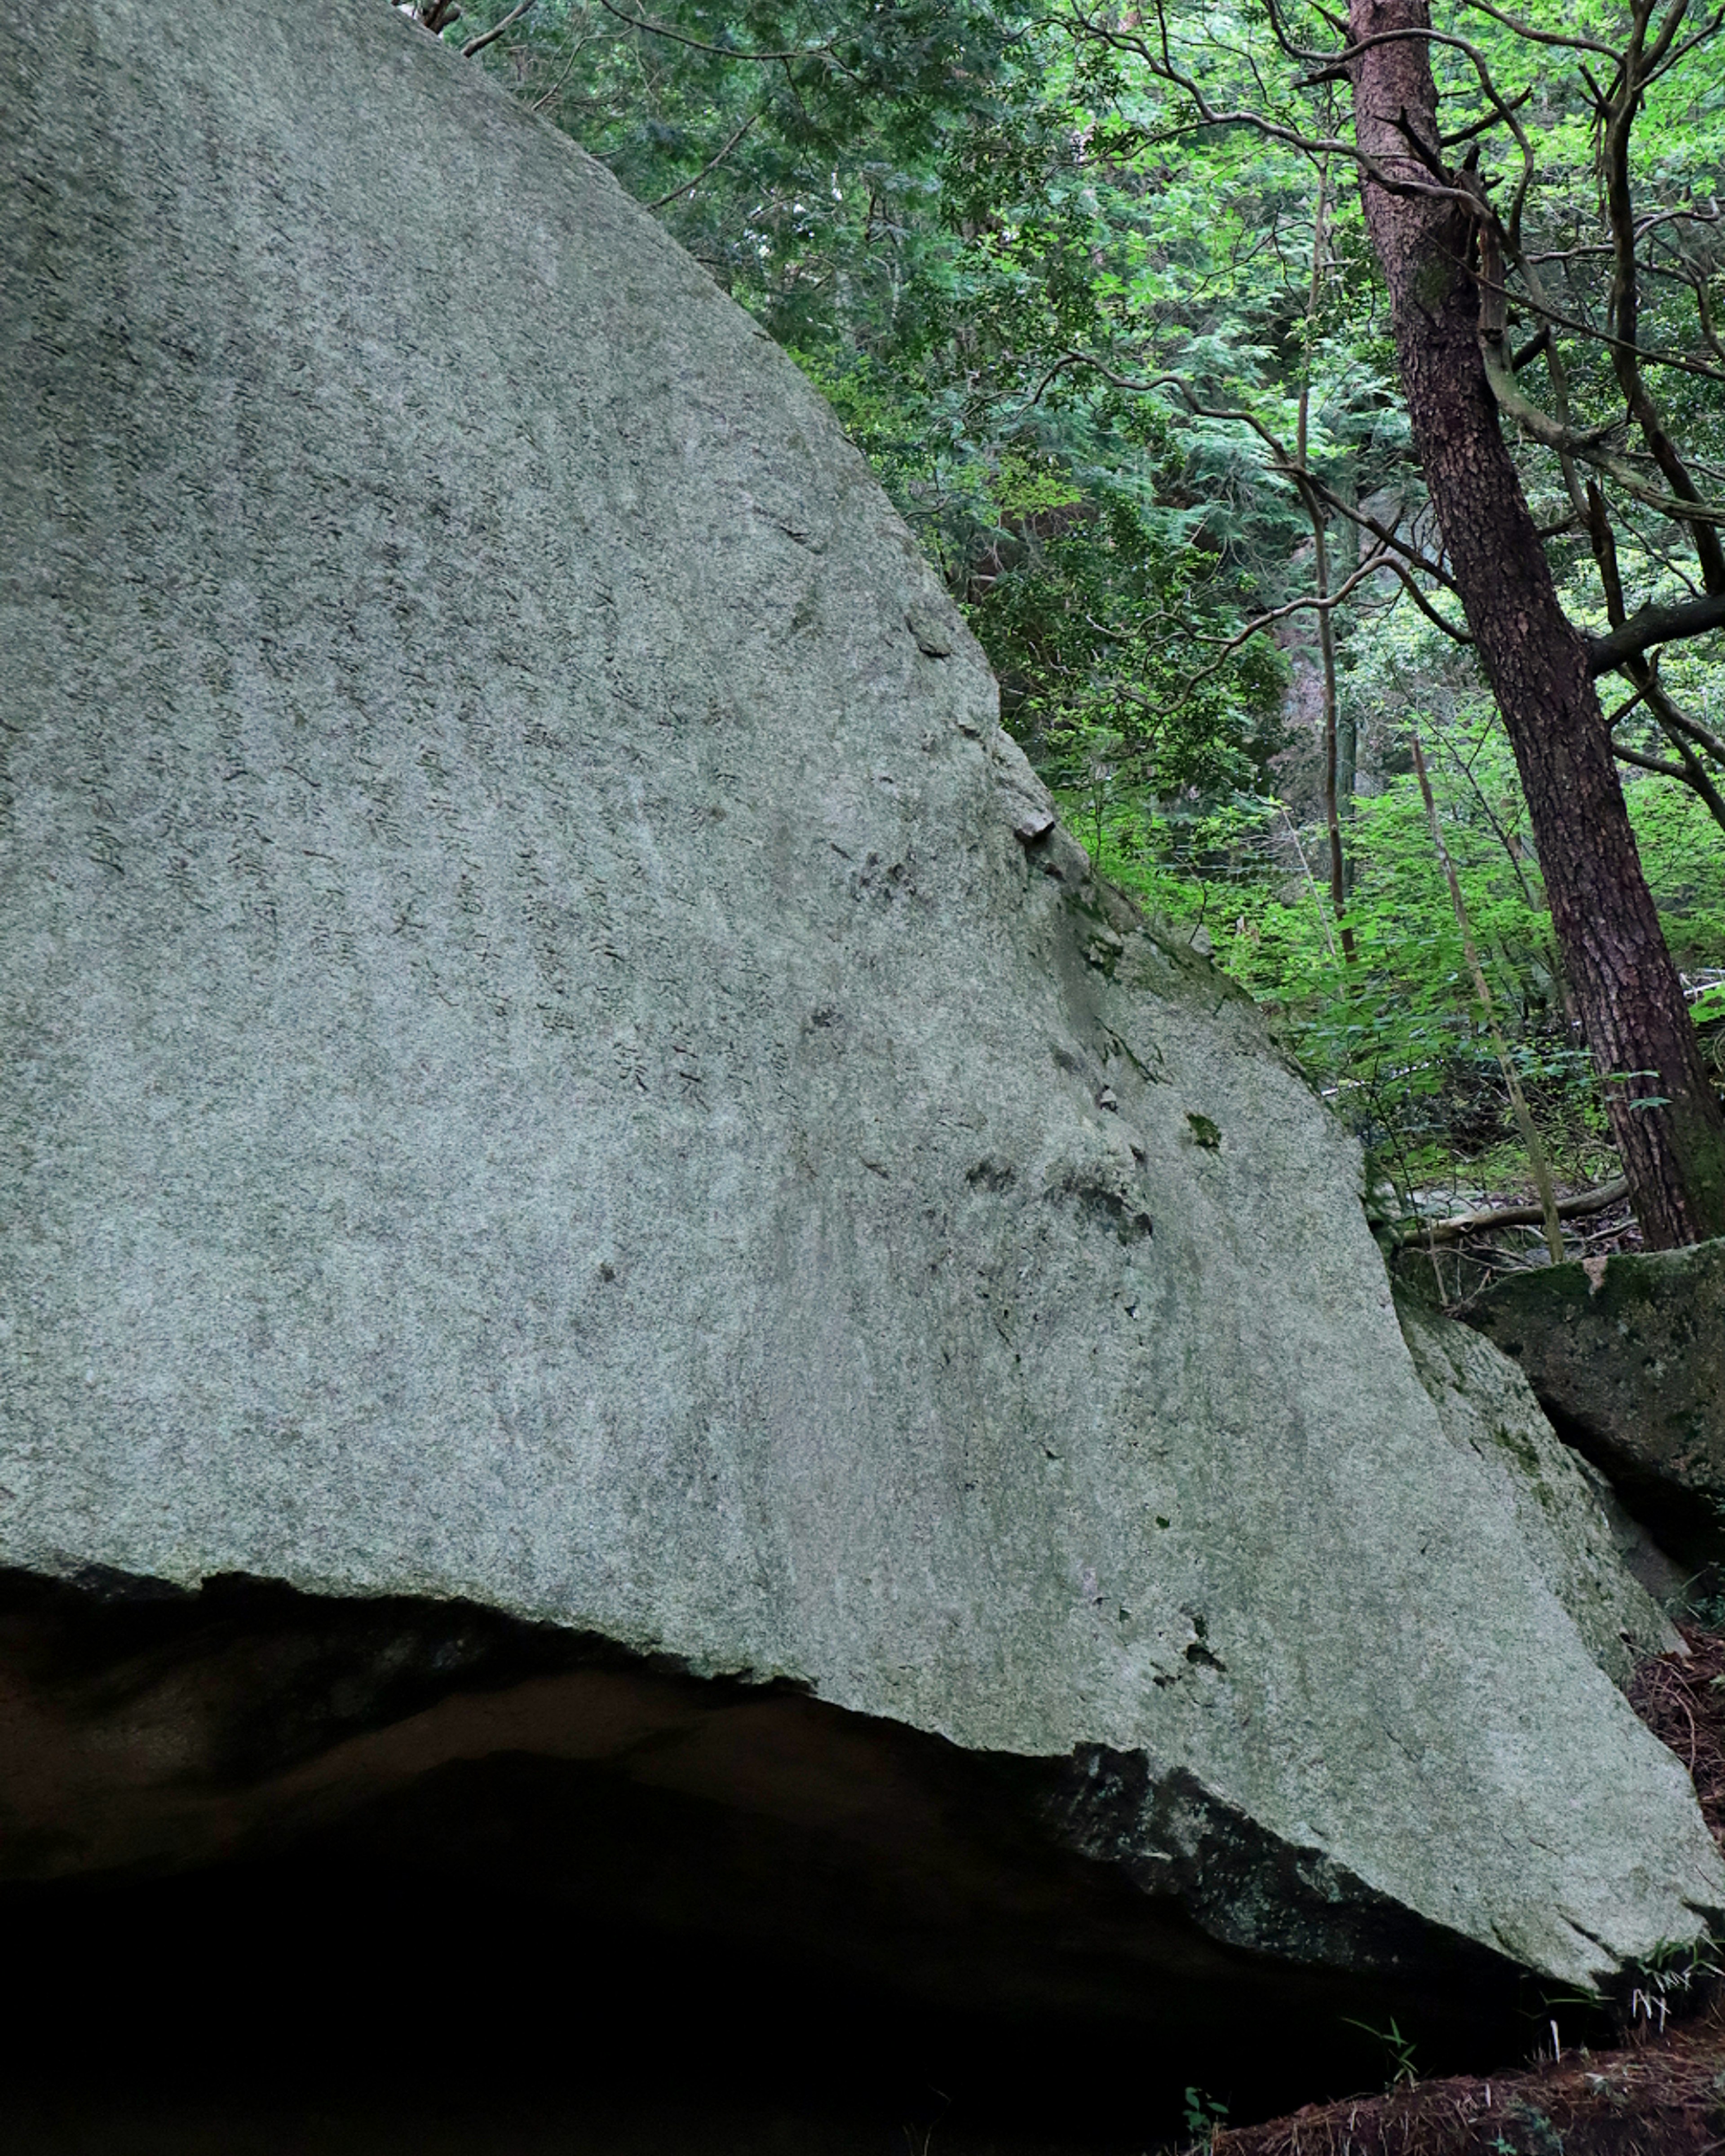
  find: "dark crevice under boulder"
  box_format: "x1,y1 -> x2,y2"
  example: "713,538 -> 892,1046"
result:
0,1565 -> 1547,2135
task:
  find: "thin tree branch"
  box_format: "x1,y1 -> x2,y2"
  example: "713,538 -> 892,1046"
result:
1020,352 -> 1474,631
1381,557 -> 1476,641
1061,4 -> 1480,209
1442,87 -> 1534,148
1656,695 -> 1725,769
1473,265 -> 1725,385
1599,0 -> 1725,593
1650,713 -> 1725,833
530,25 -> 593,110
461,0 -> 536,58
1586,589 -> 1725,674
591,0 -> 839,63
1400,1179 -> 1630,1246
1412,732 -> 1564,1262
1511,325 -> 1549,371
1637,201 -> 1723,245
1479,348 -> 1725,523
644,109 -> 760,209
1299,477 -> 1462,589
1614,725 -> 1725,837
1188,545 -> 1395,663
1453,0 -> 1618,56
1615,739 -> 1696,778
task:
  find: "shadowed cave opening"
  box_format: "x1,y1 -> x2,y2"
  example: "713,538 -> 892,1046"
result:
0,1573 -> 1579,2153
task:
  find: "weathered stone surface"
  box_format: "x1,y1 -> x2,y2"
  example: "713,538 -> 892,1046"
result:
1463,1244 -> 1725,1567
2,0 -> 1721,2007
1396,1296 -> 1679,1683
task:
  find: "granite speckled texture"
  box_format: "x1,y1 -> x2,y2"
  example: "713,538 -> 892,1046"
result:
2,0 -> 1721,1988
1397,1293 -> 1678,1683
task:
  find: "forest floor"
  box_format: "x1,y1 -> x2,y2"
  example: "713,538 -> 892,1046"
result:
1208,1628 -> 1725,2156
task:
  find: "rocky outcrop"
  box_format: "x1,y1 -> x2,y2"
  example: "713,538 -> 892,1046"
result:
2,0 -> 1721,2041
1396,1296 -> 1679,1682
1463,1244 -> 1725,1568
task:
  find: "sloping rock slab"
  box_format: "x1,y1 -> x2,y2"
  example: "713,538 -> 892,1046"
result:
2,0 -> 1721,2006
1462,1244 -> 1725,1567
1396,1296 -> 1678,1682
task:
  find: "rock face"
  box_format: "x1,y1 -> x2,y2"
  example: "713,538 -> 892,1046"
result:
2,0 -> 1721,2031
1463,1244 -> 1725,1568
1396,1296 -> 1678,1683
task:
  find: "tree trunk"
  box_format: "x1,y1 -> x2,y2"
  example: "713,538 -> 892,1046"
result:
1346,0 -> 1725,1249
1331,468 -> 1358,892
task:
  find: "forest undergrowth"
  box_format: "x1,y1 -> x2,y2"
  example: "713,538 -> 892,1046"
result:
1073,686 -> 1725,1292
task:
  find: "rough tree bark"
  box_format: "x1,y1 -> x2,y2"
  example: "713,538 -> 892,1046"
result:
1345,0 -> 1725,1249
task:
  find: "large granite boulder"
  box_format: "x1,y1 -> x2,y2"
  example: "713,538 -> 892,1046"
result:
2,0 -> 1721,2054
1463,1242 -> 1725,1568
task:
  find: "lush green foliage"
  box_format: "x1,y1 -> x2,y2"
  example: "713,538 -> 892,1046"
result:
443,0 -> 1725,1211
451,0 -> 1294,807
1084,719 -> 1725,1206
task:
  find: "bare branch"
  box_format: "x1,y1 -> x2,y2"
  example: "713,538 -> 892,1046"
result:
529,22 -> 593,110
1599,0 -> 1725,593
461,0 -> 535,58
1441,87 -> 1534,148
1411,731 -> 1564,1260
1298,477 -> 1461,589
1653,721 -> 1725,834
1398,1180 -> 1629,1247
1262,0 -> 1336,66
1608,684 -> 1651,728
1656,695 -> 1725,770
644,108 -> 760,209
1020,351 -> 1477,625
1452,0 -> 1617,57
1637,201 -> 1723,245
1480,342 -> 1725,523
1586,589 -> 1725,674
1615,721 -> 1725,834
1615,739 -> 1695,778
1060,5 -> 1479,209
1473,265 -> 1725,384
1381,556 -> 1476,641
1018,352 -> 1296,460
1188,543 -> 1396,664
591,0 -> 838,63
1510,325 -> 1549,371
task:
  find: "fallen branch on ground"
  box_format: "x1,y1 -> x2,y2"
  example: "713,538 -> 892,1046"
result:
1389,1177 -> 1630,1247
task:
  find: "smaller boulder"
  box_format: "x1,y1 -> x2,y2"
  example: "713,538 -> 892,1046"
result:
1461,1241 -> 1725,1568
